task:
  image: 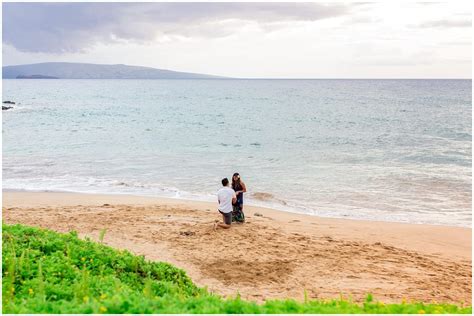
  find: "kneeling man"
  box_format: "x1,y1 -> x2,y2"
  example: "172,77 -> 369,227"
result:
216,178 -> 237,229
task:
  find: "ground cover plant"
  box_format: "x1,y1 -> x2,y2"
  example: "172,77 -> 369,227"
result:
2,224 -> 471,314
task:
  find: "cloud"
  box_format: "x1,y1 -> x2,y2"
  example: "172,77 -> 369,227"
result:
417,19 -> 472,28
344,16 -> 382,25
2,2 -> 350,53
442,41 -> 471,46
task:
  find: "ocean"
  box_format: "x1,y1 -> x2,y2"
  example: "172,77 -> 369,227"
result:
2,79 -> 472,227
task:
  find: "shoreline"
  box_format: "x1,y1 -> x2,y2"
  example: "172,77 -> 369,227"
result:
3,188 -> 470,229
2,191 -> 472,303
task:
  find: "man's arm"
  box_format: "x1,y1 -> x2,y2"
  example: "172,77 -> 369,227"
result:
232,193 -> 237,204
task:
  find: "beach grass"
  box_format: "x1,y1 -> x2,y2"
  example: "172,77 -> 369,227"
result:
2,223 -> 471,314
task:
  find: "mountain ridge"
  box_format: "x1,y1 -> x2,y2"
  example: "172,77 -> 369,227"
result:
2,62 -> 227,79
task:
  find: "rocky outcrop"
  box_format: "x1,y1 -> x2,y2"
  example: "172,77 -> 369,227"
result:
3,101 -> 15,110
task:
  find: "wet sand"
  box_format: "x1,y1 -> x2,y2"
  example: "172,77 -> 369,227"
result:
2,191 -> 471,304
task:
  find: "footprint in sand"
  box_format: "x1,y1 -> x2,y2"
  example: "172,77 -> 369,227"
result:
179,231 -> 195,236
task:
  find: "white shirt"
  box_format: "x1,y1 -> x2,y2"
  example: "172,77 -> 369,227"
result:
217,186 -> 236,213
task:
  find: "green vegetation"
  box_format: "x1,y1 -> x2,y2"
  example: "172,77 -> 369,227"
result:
2,224 -> 471,314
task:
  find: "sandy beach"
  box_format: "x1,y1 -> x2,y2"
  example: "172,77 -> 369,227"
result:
2,191 -> 471,304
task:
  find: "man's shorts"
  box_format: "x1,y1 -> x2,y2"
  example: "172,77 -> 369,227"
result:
219,210 -> 232,225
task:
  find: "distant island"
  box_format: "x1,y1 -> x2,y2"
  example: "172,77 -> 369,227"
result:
16,74 -> 59,79
2,62 -> 226,79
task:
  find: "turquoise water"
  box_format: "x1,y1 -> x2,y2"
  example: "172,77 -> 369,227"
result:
2,79 -> 472,227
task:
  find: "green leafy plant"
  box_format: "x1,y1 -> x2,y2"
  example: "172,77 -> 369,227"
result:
2,224 -> 471,314
99,229 -> 107,244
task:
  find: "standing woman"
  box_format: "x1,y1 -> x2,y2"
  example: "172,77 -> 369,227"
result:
231,172 -> 247,222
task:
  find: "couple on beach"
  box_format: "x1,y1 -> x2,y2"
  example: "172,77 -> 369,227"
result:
215,173 -> 247,229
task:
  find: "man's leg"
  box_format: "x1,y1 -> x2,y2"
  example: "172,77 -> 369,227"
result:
216,212 -> 231,229
217,222 -> 230,229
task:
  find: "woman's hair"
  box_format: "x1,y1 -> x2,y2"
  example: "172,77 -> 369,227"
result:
232,172 -> 240,188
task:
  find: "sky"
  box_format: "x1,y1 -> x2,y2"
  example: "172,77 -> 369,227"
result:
2,2 -> 472,78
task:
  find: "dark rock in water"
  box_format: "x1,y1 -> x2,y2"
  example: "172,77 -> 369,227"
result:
2,105 -> 13,110
3,101 -> 15,104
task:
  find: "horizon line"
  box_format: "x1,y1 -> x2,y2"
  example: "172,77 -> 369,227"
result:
2,62 -> 471,80
2,77 -> 472,80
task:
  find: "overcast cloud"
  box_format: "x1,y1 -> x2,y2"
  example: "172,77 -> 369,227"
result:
3,2 -> 350,53
2,2 -> 471,78
417,19 -> 472,28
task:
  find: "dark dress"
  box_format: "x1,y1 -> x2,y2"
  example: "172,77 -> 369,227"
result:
231,181 -> 245,222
